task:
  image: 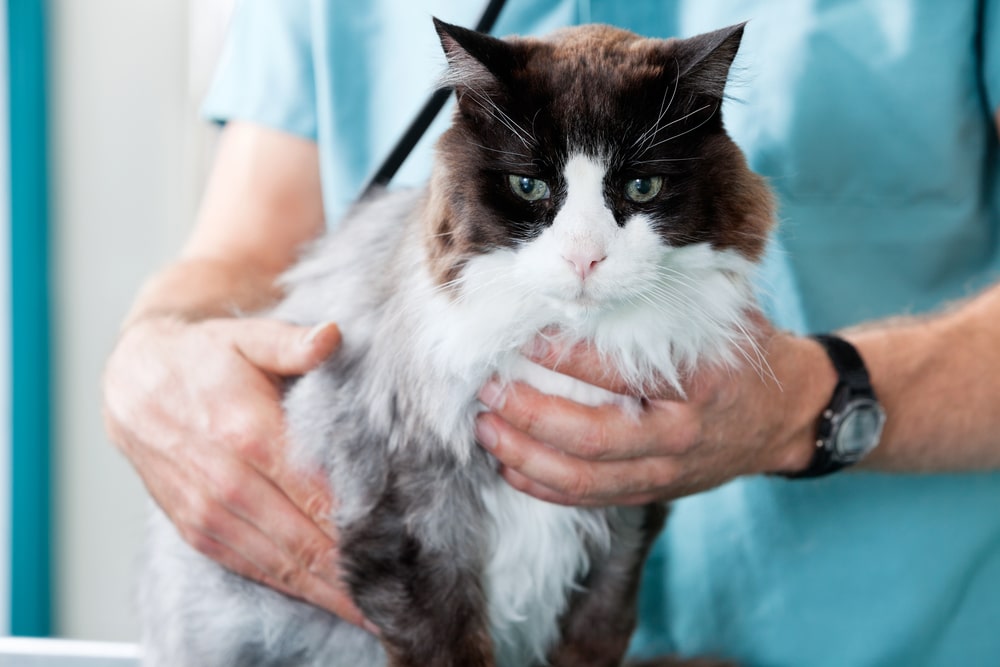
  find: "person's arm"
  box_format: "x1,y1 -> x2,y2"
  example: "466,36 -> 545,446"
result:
102,120 -> 369,629
850,282 -> 1000,472
475,265 -> 1000,506
124,120 -> 321,322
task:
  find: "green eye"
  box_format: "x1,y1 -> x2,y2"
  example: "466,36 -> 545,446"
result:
508,175 -> 550,202
624,176 -> 663,203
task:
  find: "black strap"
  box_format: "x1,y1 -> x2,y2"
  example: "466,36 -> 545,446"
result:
783,334 -> 877,479
358,0 -> 509,200
811,333 -> 874,392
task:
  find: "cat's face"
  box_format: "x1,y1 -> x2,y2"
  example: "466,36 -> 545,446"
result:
425,20 -> 773,321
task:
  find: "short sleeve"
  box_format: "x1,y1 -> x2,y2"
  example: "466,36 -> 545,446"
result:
201,0 -> 318,140
982,0 -> 1000,115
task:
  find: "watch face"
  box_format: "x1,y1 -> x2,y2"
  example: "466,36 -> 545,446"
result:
833,399 -> 886,462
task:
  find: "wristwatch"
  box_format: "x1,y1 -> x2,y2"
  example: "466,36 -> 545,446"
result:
785,333 -> 886,478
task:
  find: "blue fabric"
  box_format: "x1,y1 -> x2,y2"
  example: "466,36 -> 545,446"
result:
204,0 -> 582,219
204,1 -> 1000,665
629,4 -> 1000,665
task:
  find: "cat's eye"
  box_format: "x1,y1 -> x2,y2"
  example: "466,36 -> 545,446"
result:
624,176 -> 663,203
508,175 -> 551,202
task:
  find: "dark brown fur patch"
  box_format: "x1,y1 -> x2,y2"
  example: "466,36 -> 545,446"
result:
341,472 -> 495,667
424,21 -> 773,289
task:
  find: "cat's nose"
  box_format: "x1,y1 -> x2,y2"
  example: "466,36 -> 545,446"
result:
562,250 -> 607,280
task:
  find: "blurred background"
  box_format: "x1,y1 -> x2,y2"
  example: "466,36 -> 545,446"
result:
4,0 -> 236,642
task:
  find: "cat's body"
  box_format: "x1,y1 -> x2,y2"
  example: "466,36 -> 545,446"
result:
141,20 -> 772,667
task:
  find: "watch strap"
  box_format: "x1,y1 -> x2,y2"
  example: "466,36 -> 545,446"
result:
783,334 -> 877,479
788,425 -> 846,478
811,333 -> 873,393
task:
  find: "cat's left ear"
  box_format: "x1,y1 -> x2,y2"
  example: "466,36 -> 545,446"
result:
433,17 -> 517,94
672,22 -> 746,100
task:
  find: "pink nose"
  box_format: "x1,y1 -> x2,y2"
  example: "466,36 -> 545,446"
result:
562,250 -> 607,280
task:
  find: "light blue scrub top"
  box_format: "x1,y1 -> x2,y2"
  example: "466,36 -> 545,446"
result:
205,1 -> 1000,665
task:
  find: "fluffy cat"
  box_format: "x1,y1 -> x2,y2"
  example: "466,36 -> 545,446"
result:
140,18 -> 773,667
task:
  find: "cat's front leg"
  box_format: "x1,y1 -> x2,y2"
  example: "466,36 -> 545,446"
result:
338,485 -> 495,667
547,503 -> 667,667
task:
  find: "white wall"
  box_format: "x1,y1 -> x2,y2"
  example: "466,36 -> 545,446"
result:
49,0 -> 229,640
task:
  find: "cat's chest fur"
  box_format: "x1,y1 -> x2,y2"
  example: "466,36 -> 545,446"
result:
480,478 -> 610,666
479,358 -> 627,666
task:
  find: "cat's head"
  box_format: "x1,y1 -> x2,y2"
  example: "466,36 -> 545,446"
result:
423,19 -> 773,372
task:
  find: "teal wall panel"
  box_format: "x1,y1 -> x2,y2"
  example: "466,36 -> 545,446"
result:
7,0 -> 51,637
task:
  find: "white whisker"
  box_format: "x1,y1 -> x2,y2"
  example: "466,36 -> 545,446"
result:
464,87 -> 535,150
641,103 -> 717,153
632,58 -> 682,153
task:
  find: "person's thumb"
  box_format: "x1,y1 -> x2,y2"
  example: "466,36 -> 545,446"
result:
227,318 -> 341,376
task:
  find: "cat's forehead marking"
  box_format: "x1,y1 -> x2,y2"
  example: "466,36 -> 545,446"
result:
556,153 -> 615,238
562,154 -> 606,196
552,153 -> 616,276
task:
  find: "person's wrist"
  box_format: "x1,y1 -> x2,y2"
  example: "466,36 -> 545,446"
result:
765,333 -> 839,475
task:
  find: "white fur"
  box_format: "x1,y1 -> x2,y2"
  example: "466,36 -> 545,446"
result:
479,485 -> 610,667
549,154 -> 616,278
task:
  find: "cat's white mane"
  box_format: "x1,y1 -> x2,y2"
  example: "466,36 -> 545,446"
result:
402,153 -> 759,462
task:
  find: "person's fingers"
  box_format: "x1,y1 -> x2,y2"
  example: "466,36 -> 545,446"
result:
268,457 -> 339,538
497,465 -> 598,506
198,452 -> 336,571
128,406 -> 356,619
225,318 -> 341,376
204,474 -> 369,630
475,410 -> 678,501
175,522 -> 365,626
103,316 -> 371,625
499,465 -> 663,507
151,448 -> 366,626
177,400 -> 346,586
478,380 -> 684,461
212,394 -> 339,540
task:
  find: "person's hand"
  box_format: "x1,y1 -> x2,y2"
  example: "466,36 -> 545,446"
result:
474,321 -> 835,506
102,315 -> 373,631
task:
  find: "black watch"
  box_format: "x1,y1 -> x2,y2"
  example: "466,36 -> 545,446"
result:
784,333 -> 886,479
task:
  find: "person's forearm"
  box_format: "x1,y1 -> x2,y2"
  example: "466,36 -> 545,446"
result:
845,283 -> 1000,472
122,123 -> 325,330
123,255 -> 284,328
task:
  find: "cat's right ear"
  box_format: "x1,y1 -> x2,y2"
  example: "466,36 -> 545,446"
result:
672,22 -> 746,100
433,17 -> 516,97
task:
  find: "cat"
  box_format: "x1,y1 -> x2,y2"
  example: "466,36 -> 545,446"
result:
139,18 -> 773,667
